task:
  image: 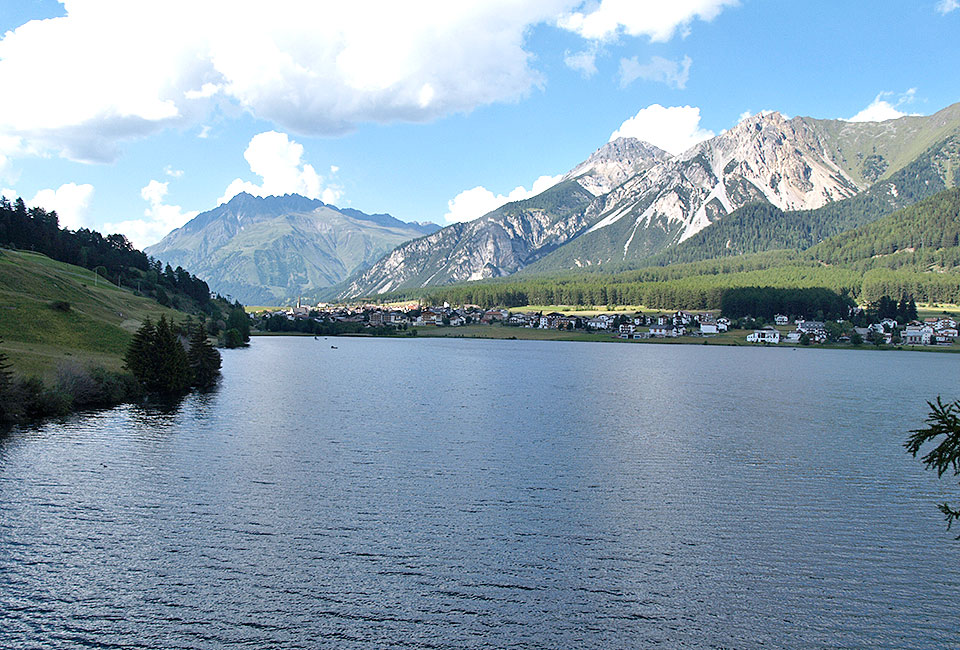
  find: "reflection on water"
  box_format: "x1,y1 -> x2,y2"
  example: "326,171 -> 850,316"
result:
1,338 -> 959,649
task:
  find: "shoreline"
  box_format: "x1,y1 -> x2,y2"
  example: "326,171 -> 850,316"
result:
251,326 -> 960,353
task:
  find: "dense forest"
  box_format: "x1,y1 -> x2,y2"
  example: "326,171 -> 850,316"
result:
719,287 -> 855,320
809,188 -> 960,267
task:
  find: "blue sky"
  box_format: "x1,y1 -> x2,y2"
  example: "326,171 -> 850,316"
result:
0,0 -> 958,248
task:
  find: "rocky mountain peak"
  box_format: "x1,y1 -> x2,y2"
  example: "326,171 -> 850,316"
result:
562,137 -> 673,196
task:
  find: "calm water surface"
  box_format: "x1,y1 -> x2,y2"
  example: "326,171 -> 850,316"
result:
2,337 -> 959,648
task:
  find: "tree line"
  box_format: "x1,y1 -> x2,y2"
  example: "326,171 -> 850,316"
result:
719,287 -> 856,320
257,312 -> 412,337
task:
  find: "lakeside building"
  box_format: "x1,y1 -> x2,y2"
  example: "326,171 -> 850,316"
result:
747,328 -> 781,344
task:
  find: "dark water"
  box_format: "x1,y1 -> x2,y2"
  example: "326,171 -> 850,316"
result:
2,337 -> 959,649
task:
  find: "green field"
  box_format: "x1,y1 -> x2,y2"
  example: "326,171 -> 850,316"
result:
0,249 -> 186,378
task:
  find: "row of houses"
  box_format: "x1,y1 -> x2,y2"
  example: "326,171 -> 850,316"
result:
263,301 -> 959,347
745,317 -> 959,346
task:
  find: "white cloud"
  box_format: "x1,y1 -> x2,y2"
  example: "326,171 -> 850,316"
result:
197,125 -> 212,139
218,131 -> 342,205
445,174 -> 561,224
564,48 -> 599,77
28,182 -> 96,230
937,0 -> 959,14
846,89 -> 921,123
559,0 -> 738,41
0,1 -> 742,166
619,55 -> 692,89
0,1 -> 576,163
104,179 -> 198,248
0,135 -> 26,183
610,104 -> 714,155
164,165 -> 184,178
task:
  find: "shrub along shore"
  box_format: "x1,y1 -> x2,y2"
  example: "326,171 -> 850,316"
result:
0,315 -> 244,426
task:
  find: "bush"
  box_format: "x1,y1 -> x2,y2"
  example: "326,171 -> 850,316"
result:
9,376 -> 72,419
55,361 -> 141,408
221,328 -> 244,348
48,300 -> 71,312
56,362 -> 99,404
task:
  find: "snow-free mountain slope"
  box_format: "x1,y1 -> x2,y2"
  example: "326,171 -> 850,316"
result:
145,192 -> 438,305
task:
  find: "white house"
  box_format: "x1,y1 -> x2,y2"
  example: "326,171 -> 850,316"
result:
747,328 -> 781,344
797,320 -> 825,334
700,322 -> 719,335
902,325 -> 934,345
586,317 -> 610,330
774,314 -> 789,325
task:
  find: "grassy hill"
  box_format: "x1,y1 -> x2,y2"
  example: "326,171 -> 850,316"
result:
0,249 -> 186,379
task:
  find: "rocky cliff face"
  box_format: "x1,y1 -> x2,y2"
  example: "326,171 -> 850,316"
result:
145,192 -> 438,305
536,112 -> 862,270
561,138 -> 673,196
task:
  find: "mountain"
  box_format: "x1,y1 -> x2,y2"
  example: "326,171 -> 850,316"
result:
145,192 -> 439,305
336,103 -> 960,299
332,140 -> 669,298
798,102 -> 960,186
644,132 -> 960,268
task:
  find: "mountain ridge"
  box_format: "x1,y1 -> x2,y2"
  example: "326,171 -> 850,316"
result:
338,105 -> 960,298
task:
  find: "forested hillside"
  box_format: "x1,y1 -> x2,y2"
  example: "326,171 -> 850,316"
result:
0,194 -> 250,377
809,188 -> 960,269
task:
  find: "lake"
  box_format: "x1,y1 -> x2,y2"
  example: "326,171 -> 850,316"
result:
2,337 -> 959,648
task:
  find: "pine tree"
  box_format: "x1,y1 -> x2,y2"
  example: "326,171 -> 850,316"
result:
125,318 -> 157,388
188,323 -> 221,389
126,317 -> 193,395
153,316 -> 191,394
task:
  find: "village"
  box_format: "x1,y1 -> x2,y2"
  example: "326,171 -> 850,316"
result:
253,301 -> 960,348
